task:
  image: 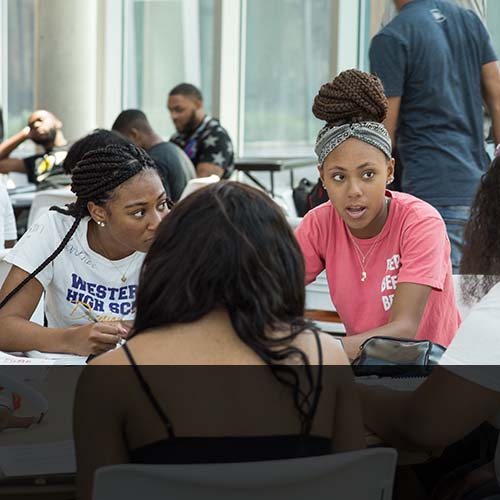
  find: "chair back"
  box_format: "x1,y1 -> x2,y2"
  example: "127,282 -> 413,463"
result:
27,188 -> 77,228
179,174 -> 220,200
93,448 -> 397,500
0,250 -> 44,325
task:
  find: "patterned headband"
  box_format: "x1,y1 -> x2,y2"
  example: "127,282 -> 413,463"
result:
315,121 -> 392,167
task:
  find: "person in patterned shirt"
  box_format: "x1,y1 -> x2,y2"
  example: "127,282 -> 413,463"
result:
168,83 -> 234,179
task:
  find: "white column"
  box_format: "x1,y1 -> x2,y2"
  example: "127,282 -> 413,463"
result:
217,0 -> 242,156
96,0 -> 123,129
330,0 -> 361,76
0,0 -> 7,138
34,0 -> 98,142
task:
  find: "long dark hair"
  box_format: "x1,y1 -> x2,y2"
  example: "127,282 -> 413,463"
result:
133,181 -> 320,433
0,143 -> 172,308
461,157 -> 500,302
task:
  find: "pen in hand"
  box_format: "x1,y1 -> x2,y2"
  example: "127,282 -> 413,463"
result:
77,302 -> 98,324
76,303 -> 127,363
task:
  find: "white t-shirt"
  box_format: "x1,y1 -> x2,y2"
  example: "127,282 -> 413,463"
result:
440,280 -> 500,484
0,183 -> 17,247
5,211 -> 145,328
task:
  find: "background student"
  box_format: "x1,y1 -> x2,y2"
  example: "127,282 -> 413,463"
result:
112,109 -> 191,201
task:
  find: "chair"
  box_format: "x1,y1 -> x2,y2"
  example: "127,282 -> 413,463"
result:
286,216 -> 303,229
179,174 -> 220,200
273,188 -> 298,217
27,188 -> 76,228
0,250 -> 44,325
93,448 -> 397,500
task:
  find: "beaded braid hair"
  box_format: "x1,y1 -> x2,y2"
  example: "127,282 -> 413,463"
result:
0,143 -> 173,309
312,69 -> 388,126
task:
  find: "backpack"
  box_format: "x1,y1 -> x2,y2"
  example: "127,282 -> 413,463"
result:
307,178 -> 329,211
292,178 -> 315,217
293,178 -> 330,217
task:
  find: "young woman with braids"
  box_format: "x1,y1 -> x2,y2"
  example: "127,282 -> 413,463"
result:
74,182 -> 365,499
295,69 -> 460,359
0,142 -> 170,356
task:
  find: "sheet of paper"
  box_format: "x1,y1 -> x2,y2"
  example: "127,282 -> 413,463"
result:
0,352 -> 55,366
25,351 -> 87,365
0,440 -> 76,477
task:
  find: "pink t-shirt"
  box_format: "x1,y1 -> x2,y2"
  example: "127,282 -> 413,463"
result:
295,190 -> 460,347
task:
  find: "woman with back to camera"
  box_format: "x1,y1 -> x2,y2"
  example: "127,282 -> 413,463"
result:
0,142 -> 171,356
74,181 -> 365,499
295,69 -> 460,359
361,157 -> 500,499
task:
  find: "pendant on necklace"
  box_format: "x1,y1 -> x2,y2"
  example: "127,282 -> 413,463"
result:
361,271 -> 367,282
121,275 -> 127,283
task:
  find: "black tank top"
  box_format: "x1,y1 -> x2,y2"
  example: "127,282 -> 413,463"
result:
122,331 -> 332,464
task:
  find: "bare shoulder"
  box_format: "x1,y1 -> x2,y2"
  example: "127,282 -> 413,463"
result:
77,349 -> 137,414
294,330 -> 349,366
318,333 -> 350,366
88,345 -> 131,366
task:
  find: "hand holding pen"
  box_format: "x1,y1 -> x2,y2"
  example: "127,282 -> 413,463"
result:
67,303 -> 129,357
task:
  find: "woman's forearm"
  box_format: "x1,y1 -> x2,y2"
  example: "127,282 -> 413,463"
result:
0,315 -> 70,353
340,319 -> 417,360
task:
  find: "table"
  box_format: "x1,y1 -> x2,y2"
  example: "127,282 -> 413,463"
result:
234,157 -> 316,196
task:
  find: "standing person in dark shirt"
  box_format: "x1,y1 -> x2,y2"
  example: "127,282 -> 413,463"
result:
0,109 -> 69,187
168,83 -> 234,179
369,0 -> 500,272
112,109 -> 191,202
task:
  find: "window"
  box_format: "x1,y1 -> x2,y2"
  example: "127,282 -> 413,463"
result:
2,0 -> 34,141
241,0 -> 332,157
122,0 -> 216,139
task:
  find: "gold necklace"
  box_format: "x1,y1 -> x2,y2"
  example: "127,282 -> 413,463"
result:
91,224 -> 139,283
108,253 -> 139,283
349,199 -> 389,282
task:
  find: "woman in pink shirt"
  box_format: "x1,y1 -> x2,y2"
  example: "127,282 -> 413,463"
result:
295,69 -> 460,359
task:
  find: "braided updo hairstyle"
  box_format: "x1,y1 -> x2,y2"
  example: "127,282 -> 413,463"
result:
0,143 -> 172,309
312,69 -> 388,126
